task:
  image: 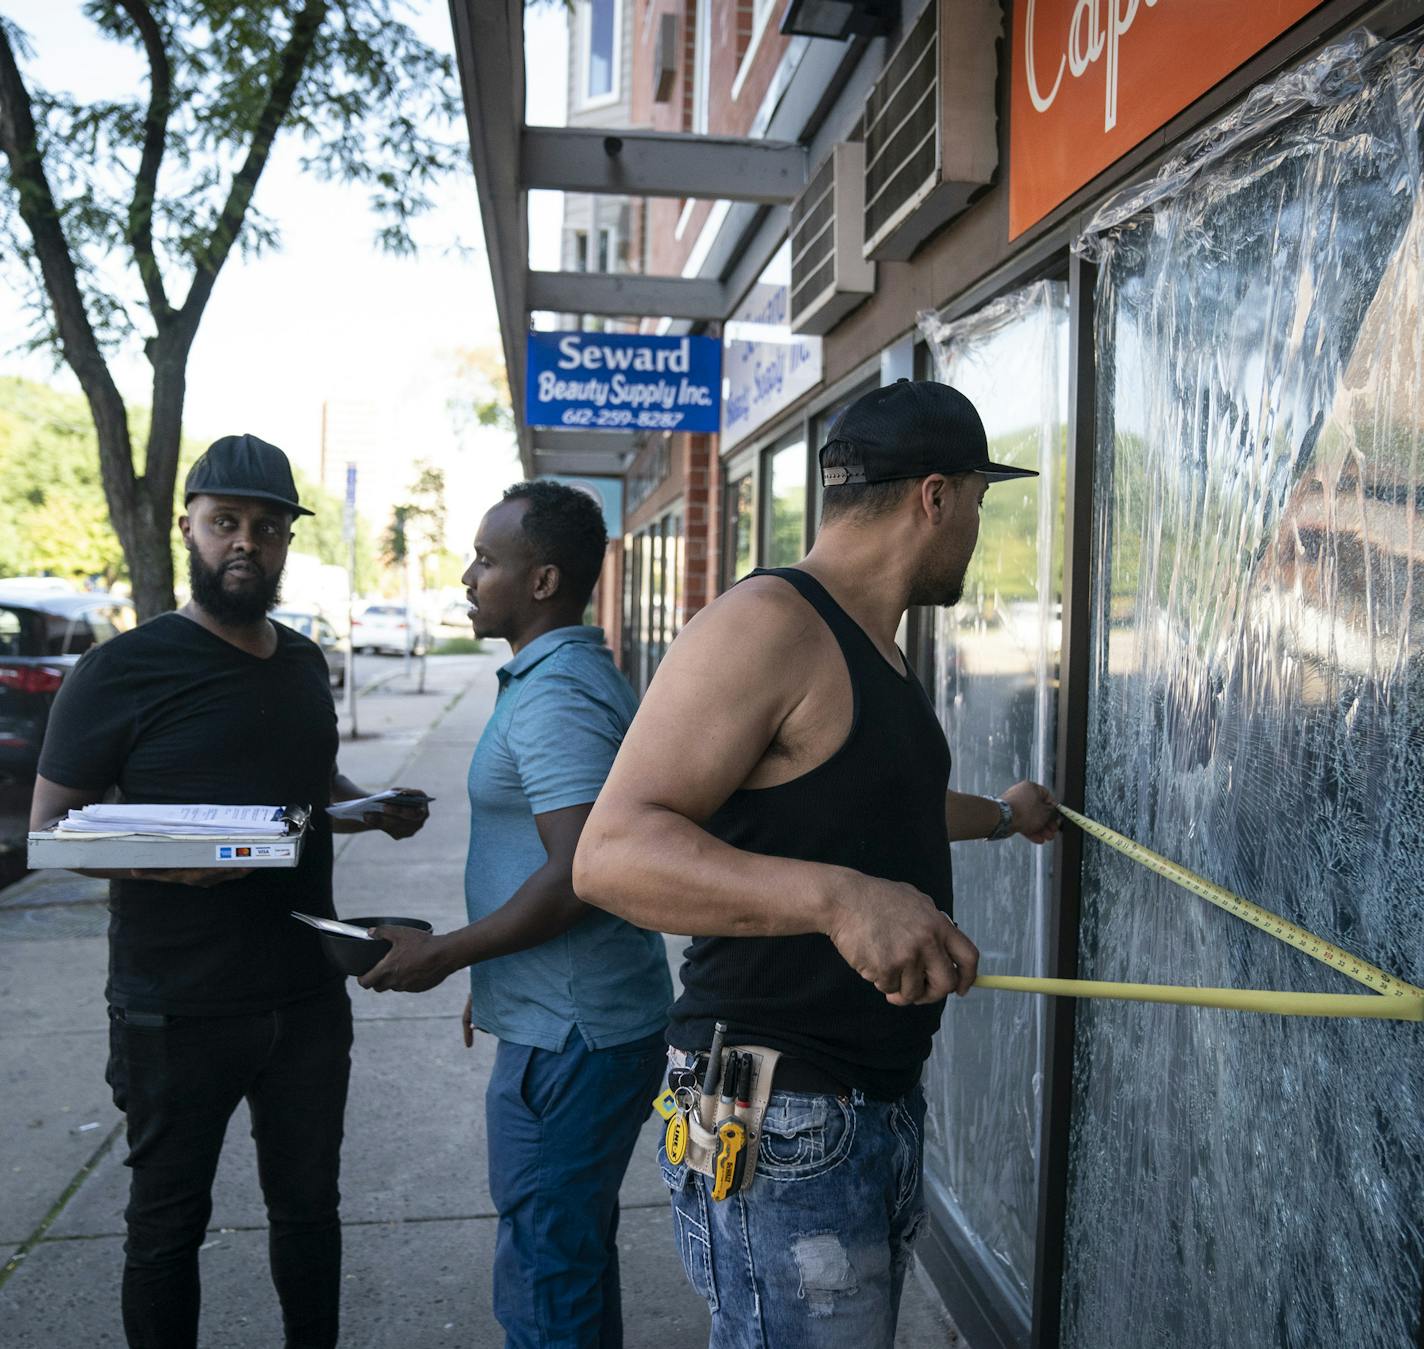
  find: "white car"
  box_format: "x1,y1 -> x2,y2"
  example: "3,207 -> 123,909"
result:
351,604 -> 426,656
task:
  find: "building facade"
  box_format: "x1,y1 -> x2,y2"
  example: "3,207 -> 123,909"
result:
458,3 -> 1424,1345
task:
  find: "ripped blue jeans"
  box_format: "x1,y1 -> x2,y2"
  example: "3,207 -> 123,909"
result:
658,1066 -> 927,1349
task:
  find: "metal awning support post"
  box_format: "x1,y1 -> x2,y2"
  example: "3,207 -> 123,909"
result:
448,0 -> 533,471
531,430 -> 641,477
521,127 -> 807,203
526,271 -> 727,321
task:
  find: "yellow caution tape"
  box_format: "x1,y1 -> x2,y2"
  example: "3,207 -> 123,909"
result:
976,974 -> 1424,1021
1056,805 -> 1424,1000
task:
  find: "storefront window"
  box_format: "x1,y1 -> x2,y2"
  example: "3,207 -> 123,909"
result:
1066,35 -> 1424,1348
923,280 -> 1068,1313
723,472 -> 755,586
763,436 -> 806,568
622,510 -> 685,696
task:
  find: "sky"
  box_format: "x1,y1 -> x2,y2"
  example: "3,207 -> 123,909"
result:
0,1 -> 569,556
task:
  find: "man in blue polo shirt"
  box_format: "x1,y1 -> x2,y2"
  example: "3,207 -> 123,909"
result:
361,480 -> 671,1347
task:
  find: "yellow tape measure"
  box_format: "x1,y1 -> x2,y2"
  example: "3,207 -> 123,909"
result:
971,807 -> 1422,1021
1056,805 -> 1424,1000
976,975 -> 1422,1021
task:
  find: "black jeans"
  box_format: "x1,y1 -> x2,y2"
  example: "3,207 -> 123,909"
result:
106,988 -> 353,1349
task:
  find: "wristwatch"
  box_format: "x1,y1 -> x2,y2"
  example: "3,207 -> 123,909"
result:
987,797 -> 1015,842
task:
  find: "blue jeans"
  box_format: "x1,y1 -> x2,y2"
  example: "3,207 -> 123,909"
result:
486,1030 -> 667,1349
659,1072 -> 928,1349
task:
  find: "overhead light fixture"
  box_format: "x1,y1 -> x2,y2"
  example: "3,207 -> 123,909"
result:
779,0 -> 897,40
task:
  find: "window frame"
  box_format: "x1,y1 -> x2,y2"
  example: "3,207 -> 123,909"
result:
691,0 -> 713,133
597,223 -> 618,274
578,0 -> 623,111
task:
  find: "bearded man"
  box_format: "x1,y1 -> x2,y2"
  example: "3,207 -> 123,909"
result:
31,434 -> 429,1349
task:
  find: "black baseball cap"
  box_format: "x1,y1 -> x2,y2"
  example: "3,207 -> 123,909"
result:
184,434 -> 313,517
819,380 -> 1037,487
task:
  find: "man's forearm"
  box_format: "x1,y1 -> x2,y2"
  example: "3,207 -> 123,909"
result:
945,790 -> 1001,842
329,772 -> 373,833
435,863 -> 591,972
574,804 -> 852,938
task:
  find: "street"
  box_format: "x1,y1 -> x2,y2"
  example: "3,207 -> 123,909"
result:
0,651 -> 957,1347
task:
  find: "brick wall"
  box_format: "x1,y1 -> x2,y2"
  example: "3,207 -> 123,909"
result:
631,0 -> 794,280
594,543 -> 623,653
681,432 -> 715,616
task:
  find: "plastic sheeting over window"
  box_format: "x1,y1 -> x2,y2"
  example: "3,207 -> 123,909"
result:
919,281 -> 1068,1312
1065,31 -> 1424,1349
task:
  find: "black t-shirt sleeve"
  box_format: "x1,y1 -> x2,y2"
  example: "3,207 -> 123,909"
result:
37,643 -> 135,790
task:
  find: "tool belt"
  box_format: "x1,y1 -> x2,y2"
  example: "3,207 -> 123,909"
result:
654,1043 -> 788,1202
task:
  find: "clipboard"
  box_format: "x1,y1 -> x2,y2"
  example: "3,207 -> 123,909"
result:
27,806 -> 310,871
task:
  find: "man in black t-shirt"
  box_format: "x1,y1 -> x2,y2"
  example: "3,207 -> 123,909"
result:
32,434 -> 429,1349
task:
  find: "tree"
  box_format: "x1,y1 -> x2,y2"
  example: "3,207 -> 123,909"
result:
0,373 -> 378,592
381,461 -> 446,574
450,345 -> 515,436
0,2 -> 462,618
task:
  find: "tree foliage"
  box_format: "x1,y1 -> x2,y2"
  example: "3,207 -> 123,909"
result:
450,346 -> 514,436
0,374 -> 377,591
381,461 -> 447,570
0,1 -> 463,617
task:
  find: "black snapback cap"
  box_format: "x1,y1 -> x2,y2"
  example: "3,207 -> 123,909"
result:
820,380 -> 1037,487
184,433 -> 313,517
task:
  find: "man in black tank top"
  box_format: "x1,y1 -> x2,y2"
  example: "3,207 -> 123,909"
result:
576,382 -> 1061,1346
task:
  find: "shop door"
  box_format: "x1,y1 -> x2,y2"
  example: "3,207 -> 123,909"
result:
1065,35 -> 1424,1349
923,279 -> 1069,1334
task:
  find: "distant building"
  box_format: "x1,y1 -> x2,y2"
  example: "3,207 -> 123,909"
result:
558,0 -> 639,332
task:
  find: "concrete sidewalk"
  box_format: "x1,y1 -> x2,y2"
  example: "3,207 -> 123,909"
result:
0,652 -> 958,1347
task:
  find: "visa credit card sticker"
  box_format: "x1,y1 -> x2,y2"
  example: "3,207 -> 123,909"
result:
215,844 -> 295,861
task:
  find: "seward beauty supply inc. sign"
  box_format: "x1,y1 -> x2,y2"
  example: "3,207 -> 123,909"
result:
526,331 -> 722,434
1010,0 -> 1327,238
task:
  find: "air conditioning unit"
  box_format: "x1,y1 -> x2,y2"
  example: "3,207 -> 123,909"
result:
789,142 -> 877,335
862,0 -> 999,261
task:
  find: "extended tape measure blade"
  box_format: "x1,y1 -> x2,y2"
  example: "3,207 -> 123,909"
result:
1058,805 -> 1423,1000
975,974 -> 1424,1021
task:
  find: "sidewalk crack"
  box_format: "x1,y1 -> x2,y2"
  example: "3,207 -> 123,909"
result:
0,1119 -> 123,1290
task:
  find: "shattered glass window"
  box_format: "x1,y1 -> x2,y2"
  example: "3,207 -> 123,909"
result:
922,280 -> 1069,1311
1065,34 -> 1424,1349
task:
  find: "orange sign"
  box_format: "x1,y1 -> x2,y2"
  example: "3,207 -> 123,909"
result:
1010,0 -> 1327,238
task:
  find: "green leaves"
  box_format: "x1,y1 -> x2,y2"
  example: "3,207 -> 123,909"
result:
2,0 -> 465,361
0,1 -> 468,615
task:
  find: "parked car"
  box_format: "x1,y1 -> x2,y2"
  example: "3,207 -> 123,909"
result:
350,603 -> 426,656
438,598 -> 474,631
0,588 -> 136,865
270,608 -> 347,689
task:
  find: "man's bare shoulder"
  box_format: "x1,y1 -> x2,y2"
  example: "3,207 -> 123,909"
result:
644,575 -> 827,719
678,573 -> 821,650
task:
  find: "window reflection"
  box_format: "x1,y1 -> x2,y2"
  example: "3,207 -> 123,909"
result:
622,510 -> 684,695
723,472 -> 755,585
764,438 -> 806,568
925,279 -> 1068,1310
1067,36 -> 1424,1348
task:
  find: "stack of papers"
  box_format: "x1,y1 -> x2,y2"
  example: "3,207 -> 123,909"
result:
326,790 -> 434,821
56,804 -> 289,838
